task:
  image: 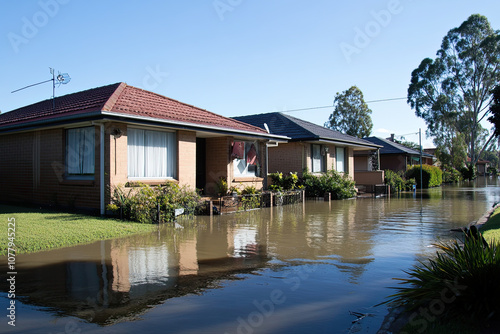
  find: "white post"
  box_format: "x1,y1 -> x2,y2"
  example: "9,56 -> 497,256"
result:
100,124 -> 105,216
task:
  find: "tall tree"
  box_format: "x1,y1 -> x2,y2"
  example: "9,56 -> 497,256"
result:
407,14 -> 500,165
487,85 -> 500,137
325,86 -> 373,138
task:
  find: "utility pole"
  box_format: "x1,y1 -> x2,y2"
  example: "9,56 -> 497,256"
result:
419,128 -> 423,189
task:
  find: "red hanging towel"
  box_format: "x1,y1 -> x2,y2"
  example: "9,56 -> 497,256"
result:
246,144 -> 258,165
232,141 -> 245,159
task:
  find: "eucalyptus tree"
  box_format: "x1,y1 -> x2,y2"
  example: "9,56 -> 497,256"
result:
408,14 -> 500,165
325,85 -> 373,138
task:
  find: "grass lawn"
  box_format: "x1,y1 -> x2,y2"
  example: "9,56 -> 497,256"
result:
0,204 -> 157,255
481,206 -> 500,243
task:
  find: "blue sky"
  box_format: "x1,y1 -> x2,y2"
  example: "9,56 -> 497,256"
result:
1,0 -> 499,147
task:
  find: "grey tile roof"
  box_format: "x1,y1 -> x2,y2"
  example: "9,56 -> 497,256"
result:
233,112 -> 381,148
363,137 -> 434,157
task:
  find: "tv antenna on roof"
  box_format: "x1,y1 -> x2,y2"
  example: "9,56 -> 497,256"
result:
11,67 -> 71,109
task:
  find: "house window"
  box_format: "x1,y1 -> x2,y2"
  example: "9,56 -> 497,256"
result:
128,128 -> 176,179
311,144 -> 325,173
336,147 -> 346,173
66,126 -> 95,178
233,141 -> 260,177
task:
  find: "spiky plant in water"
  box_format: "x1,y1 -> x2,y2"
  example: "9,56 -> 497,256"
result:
385,229 -> 500,322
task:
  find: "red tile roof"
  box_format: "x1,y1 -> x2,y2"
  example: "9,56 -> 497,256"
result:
0,82 -> 268,135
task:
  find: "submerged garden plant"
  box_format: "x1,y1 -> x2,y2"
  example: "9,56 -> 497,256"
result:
109,183 -> 203,224
301,169 -> 356,199
384,228 -> 500,326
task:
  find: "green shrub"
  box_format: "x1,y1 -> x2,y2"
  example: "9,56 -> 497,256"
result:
300,169 -> 356,199
241,185 -> 259,195
240,195 -> 261,210
406,164 -> 443,188
384,232 -> 500,323
442,165 -> 462,183
216,177 -> 229,196
269,172 -> 299,192
110,183 -> 202,223
384,170 -> 415,192
460,164 -> 477,181
488,166 -> 499,176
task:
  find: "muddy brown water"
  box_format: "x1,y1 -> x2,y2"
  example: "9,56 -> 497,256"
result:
2,178 -> 500,333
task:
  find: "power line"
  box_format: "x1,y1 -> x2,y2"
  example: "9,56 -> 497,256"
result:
273,97 -> 406,113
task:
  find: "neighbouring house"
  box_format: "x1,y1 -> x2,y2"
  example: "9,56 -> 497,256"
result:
423,148 -> 439,166
467,157 -> 490,176
0,83 -> 287,214
363,136 -> 435,172
232,112 -> 384,189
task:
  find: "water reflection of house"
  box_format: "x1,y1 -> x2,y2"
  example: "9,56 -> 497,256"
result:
2,225 -> 269,325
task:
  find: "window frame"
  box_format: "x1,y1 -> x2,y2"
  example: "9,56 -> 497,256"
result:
65,126 -> 96,180
311,144 -> 325,173
233,140 -> 260,178
336,147 -> 346,173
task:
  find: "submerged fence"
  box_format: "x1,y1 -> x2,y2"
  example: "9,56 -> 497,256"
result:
205,190 -> 305,215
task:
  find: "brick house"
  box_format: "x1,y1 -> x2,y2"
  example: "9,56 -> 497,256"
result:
0,83 -> 286,214
363,136 -> 435,172
232,113 -> 384,187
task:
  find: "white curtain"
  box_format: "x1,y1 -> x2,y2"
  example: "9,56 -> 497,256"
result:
128,128 -> 176,178
336,147 -> 345,173
66,127 -> 95,175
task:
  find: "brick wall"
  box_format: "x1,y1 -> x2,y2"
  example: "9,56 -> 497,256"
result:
347,147 -> 354,177
267,142 -> 356,178
177,130 -> 196,189
380,154 -> 407,172
0,126 -> 101,211
268,142 -> 305,176
107,122 -> 128,187
205,136 -> 231,194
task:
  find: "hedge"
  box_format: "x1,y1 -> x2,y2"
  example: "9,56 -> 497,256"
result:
405,164 -> 442,188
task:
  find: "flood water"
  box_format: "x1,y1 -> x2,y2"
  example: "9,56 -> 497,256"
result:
2,178 -> 500,334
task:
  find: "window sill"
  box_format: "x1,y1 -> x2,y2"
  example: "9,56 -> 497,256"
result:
126,179 -> 179,187
60,179 -> 95,186
233,177 -> 264,182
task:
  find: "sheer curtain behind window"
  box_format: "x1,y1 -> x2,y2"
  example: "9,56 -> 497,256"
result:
128,128 -> 176,178
336,147 -> 345,173
312,144 -> 323,173
66,127 -> 95,175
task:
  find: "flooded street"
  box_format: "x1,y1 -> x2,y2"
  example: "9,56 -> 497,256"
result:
2,178 -> 500,334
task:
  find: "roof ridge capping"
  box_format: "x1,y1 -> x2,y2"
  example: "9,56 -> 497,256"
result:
102,82 -> 128,111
